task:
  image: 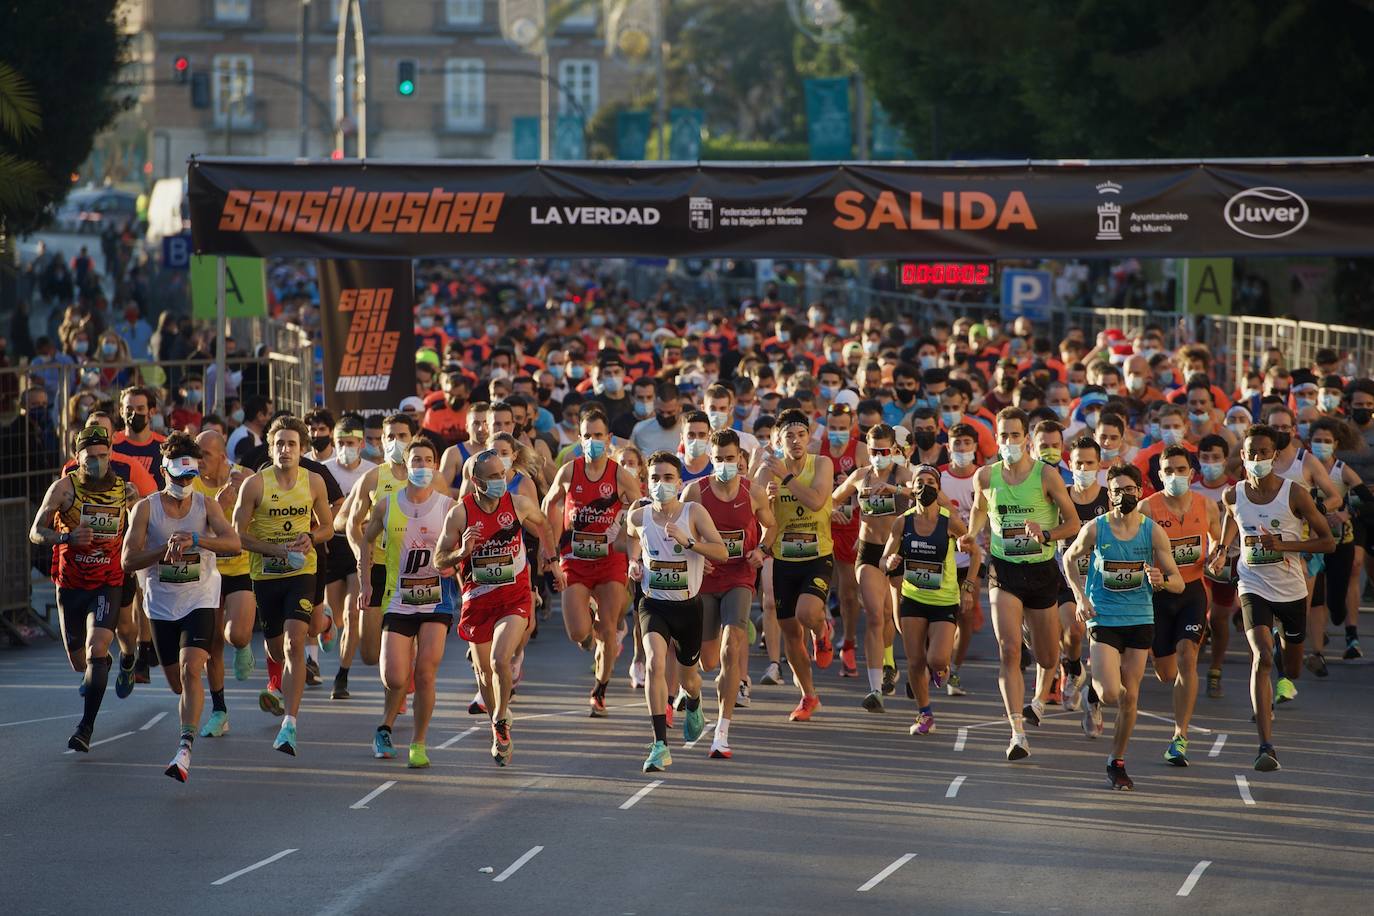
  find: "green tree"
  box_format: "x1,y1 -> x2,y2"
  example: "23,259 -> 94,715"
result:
0,0 -> 128,237
841,0 -> 1374,158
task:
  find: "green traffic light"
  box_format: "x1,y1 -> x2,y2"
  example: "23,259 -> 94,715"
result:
398,79 -> 415,96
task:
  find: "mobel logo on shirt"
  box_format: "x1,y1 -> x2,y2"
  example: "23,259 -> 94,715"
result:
268,505 -> 309,517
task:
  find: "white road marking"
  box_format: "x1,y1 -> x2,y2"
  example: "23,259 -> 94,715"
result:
437,727 -> 480,749
1137,710 -> 1212,734
954,727 -> 968,752
350,780 -> 397,810
945,776 -> 966,798
492,845 -> 543,883
140,711 -> 167,731
619,780 -> 662,810
682,720 -> 716,750
0,713 -> 79,728
1176,860 -> 1212,896
211,848 -> 299,886
857,853 -> 917,892
1209,734 -> 1227,757
63,730 -> 134,754
1235,775 -> 1255,806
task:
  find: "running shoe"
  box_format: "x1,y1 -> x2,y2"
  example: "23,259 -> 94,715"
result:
408,742 -> 431,769
840,639 -> 858,678
114,660 -> 136,699
709,734 -> 732,759
736,677 -> 751,708
67,725 -> 92,753
683,702 -> 705,743
491,719 -> 512,767
881,664 -> 898,696
946,672 -> 967,697
258,688 -> 284,717
1006,733 -> 1031,761
1254,743 -> 1281,772
589,691 -> 608,718
788,695 -> 821,722
373,727 -> 396,759
930,669 -> 947,691
233,645 -> 254,681
1305,654 -> 1329,678
1082,700 -> 1104,738
1275,676 -> 1298,704
317,616 -> 336,653
273,721 -> 297,756
468,692 -> 488,716
305,656 -> 322,686
1344,638 -> 1362,660
664,704 -> 674,730
165,744 -> 191,782
861,690 -> 885,713
629,659 -> 646,689
1023,697 -> 1045,728
331,675 -> 351,700
1164,735 -> 1189,767
1019,641 -> 1033,670
1207,668 -> 1223,699
1062,675 -> 1081,712
760,661 -> 783,685
643,740 -> 672,772
812,619 -> 835,669
578,633 -> 595,652
673,687 -> 690,712
1046,668 -> 1064,706
909,711 -> 935,736
133,659 -> 151,685
199,710 -> 229,738
1106,760 -> 1134,790
746,615 -> 757,646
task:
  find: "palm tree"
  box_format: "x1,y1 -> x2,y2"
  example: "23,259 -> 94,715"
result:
0,61 -> 46,267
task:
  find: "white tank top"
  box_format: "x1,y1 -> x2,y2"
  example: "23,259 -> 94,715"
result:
1275,450 -> 1307,485
384,489 -> 457,616
640,503 -> 704,601
137,492 -> 221,621
940,469 -> 978,570
1232,478 -> 1308,602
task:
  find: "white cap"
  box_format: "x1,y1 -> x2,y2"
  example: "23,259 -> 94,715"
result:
399,396 -> 426,414
833,388 -> 860,410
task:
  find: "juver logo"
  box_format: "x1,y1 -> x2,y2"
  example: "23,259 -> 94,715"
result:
1224,187 -> 1309,239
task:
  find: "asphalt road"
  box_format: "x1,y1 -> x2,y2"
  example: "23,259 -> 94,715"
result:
3,601 -> 1372,915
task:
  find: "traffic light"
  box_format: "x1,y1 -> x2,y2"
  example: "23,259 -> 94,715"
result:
190,72 -> 211,110
172,55 -> 190,85
397,60 -> 416,96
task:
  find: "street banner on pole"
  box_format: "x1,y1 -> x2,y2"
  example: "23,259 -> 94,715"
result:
805,77 -> 852,160
668,108 -> 703,160
316,259 -> 417,413
617,110 -> 652,161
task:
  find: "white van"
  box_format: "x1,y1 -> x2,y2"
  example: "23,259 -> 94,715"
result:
145,177 -> 188,244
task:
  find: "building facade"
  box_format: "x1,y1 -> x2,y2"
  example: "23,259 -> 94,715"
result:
135,0 -> 638,174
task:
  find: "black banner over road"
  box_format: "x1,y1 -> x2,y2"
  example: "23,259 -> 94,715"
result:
316,258 -> 416,413
188,157 -> 1374,260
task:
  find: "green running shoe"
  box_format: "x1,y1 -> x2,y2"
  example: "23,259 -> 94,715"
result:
642,740 -> 672,773
1275,676 -> 1297,704
1164,735 -> 1189,767
746,616 -> 758,646
259,688 -> 285,717
273,721 -> 297,756
407,742 -> 430,769
234,645 -> 255,681
199,710 -> 230,738
683,702 -> 705,743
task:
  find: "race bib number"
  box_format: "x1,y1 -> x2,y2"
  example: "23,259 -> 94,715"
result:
904,559 -> 943,591
158,551 -> 201,584
1076,555 -> 1090,577
570,529 -> 609,560
647,558 -> 689,593
860,488 -> 896,517
80,505 -> 121,540
1001,525 -> 1041,558
1103,560 -> 1145,592
1243,534 -> 1282,566
260,543 -> 292,575
719,529 -> 745,559
472,552 -> 516,586
779,531 -> 819,559
1171,536 -> 1202,568
400,575 -> 441,605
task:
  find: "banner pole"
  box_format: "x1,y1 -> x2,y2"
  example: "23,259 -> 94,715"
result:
215,255 -> 227,413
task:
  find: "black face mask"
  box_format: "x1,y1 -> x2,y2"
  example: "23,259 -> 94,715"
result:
538,387 -> 554,402
448,395 -> 467,410
656,412 -> 677,429
1114,493 -> 1139,514
914,430 -> 937,450
1353,408 -> 1373,426
310,436 -> 331,453
127,414 -> 148,434
916,484 -> 939,507
895,388 -> 916,405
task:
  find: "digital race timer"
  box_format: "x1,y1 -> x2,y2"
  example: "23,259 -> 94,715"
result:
899,261 -> 994,286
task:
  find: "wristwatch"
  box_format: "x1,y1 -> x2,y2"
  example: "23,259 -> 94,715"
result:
781,473 -> 795,486
685,537 -> 697,551
57,532 -> 70,545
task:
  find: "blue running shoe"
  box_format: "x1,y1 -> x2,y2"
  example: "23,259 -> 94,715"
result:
1164,735 -> 1189,767
234,645 -> 254,681
373,727 -> 396,759
642,740 -> 672,773
683,702 -> 705,743
318,615 -> 337,654
273,721 -> 297,756
199,710 -> 230,738
115,660 -> 135,699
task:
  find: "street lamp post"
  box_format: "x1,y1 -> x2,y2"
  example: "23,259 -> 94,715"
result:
298,0 -> 311,157
334,0 -> 367,157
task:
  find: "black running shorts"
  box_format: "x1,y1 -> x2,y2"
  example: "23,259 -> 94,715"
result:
639,596 -> 704,667
1152,579 -> 1207,657
1240,593 -> 1306,642
771,556 -> 833,621
151,608 -> 216,667
1090,622 -> 1154,653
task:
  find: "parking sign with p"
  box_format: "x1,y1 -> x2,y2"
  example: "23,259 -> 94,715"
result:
1000,268 -> 1052,323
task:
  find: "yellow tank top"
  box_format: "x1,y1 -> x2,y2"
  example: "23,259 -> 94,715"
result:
771,453 -> 834,561
193,464 -> 249,576
248,466 -> 317,580
370,465 -> 408,558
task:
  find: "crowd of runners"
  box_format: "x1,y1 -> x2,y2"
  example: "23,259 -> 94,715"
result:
28,268 -> 1374,789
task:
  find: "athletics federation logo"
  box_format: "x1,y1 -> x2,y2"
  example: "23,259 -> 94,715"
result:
599,482 -> 614,499
1095,181 -> 1122,241
689,197 -> 713,233
498,512 -> 516,529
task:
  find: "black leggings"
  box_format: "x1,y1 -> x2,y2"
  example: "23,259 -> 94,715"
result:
1324,540 -> 1357,625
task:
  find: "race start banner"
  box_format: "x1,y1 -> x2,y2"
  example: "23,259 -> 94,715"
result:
316,259 -> 416,413
189,158 -> 1374,260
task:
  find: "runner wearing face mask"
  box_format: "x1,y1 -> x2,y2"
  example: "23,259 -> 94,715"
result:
818,402 -> 866,679
939,424 -> 985,696
1062,437 -> 1111,725
1304,419 -> 1371,668
1132,405 -> 1198,495
321,419 -> 377,699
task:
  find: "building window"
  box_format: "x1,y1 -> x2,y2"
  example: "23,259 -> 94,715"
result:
561,4 -> 596,28
445,0 -> 482,25
445,58 -> 486,130
212,54 -> 253,125
214,0 -> 251,22
557,58 -> 597,118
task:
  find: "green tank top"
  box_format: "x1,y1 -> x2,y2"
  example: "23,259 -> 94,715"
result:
988,462 -> 1058,564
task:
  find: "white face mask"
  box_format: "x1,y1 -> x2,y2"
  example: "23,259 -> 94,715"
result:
950,449 -> 975,468
338,444 -> 361,465
386,440 -> 407,464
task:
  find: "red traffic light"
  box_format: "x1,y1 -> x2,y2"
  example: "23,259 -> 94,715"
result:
330,148 -> 344,160
174,56 -> 189,72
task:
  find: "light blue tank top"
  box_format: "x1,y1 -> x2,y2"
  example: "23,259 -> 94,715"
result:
1086,513 -> 1156,628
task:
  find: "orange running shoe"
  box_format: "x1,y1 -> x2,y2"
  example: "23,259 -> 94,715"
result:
789,695 -> 822,722
813,619 -> 835,670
